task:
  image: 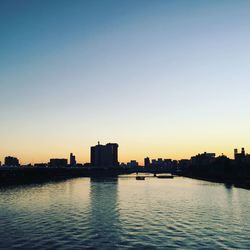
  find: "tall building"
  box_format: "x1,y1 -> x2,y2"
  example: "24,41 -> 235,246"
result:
234,147 -> 246,162
90,142 -> 119,167
4,156 -> 20,166
144,157 -> 150,167
70,153 -> 76,166
242,147 -> 245,156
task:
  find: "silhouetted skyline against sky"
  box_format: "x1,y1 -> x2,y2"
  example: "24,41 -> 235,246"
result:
1,0 -> 250,164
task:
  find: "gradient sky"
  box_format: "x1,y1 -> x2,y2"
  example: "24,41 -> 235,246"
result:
1,0 -> 250,164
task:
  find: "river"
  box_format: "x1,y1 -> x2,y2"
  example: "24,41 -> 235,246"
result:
0,175 -> 250,249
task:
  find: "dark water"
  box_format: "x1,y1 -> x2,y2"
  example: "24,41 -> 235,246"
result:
0,175 -> 250,249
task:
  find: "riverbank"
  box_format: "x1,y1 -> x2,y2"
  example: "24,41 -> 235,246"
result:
0,167 -> 166,186
180,173 -> 250,190
1,167 -> 250,190
0,167 -> 126,186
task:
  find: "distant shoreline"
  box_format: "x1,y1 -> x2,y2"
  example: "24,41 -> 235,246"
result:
179,173 -> 250,190
0,166 -> 250,190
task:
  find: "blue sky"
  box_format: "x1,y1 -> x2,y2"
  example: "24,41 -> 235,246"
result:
0,0 -> 250,164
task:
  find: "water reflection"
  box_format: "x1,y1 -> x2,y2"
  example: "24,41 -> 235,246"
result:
88,177 -> 122,248
224,183 -> 233,189
0,177 -> 250,249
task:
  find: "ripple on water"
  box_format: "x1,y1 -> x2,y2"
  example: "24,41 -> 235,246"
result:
0,177 -> 250,249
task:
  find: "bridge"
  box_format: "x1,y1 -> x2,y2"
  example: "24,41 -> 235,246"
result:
0,166 -> 175,185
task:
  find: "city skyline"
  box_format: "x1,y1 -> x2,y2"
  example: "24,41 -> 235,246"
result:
1,0 -> 250,164
0,140 -> 248,165
0,141 -> 248,166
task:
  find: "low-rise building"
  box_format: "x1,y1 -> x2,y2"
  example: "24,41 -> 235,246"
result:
49,159 -> 68,167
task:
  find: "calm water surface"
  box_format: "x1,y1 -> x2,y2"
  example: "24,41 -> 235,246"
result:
0,176 -> 250,249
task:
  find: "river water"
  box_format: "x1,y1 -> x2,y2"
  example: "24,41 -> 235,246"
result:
0,175 -> 250,249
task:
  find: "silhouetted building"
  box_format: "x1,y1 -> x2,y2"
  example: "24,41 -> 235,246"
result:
144,157 -> 150,167
49,158 -> 68,167
191,152 -> 216,166
164,159 -> 173,167
34,163 -> 48,168
178,159 -> 191,172
215,155 -> 230,164
245,154 -> 250,164
76,163 -> 84,167
152,159 -> 157,165
120,162 -> 127,168
4,156 -> 19,166
70,153 -> 76,166
150,158 -> 173,168
127,160 -> 139,167
234,148 -> 246,162
90,142 -> 119,167
157,158 -> 163,165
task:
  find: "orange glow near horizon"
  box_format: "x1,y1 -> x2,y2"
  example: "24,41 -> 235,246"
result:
0,142 -> 246,166
1,120 -> 249,165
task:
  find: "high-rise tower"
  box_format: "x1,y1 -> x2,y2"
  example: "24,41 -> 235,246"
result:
90,142 -> 119,167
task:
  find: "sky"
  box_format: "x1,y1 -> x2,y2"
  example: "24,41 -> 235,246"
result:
0,0 -> 250,164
